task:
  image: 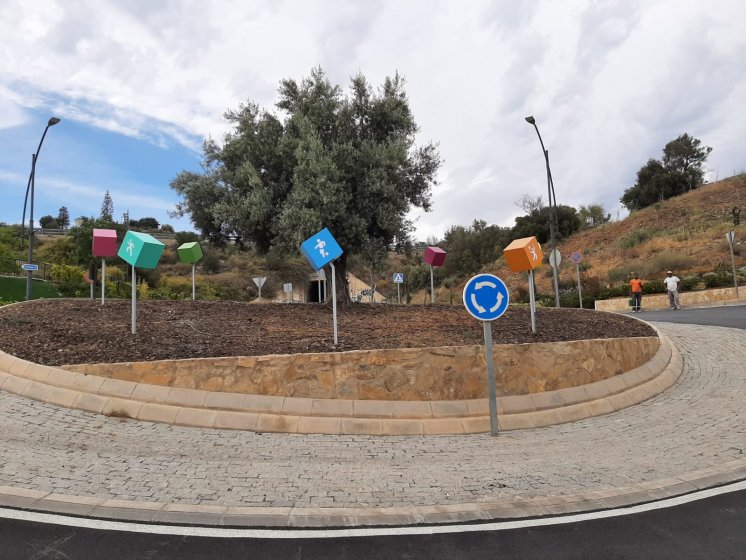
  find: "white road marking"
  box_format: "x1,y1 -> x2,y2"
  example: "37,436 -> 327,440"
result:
0,480 -> 744,540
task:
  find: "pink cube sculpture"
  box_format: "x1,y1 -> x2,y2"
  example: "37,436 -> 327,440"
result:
92,229 -> 118,258
423,246 -> 447,267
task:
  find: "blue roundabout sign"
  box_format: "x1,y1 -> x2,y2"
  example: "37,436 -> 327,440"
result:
462,273 -> 510,321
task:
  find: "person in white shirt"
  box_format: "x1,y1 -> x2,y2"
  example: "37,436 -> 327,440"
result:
663,271 -> 681,310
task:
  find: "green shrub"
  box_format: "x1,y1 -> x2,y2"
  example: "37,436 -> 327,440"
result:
642,279 -> 666,294
641,252 -> 694,276
618,230 -> 650,248
703,272 -> 732,289
680,275 -> 700,291
607,268 -> 631,283
202,253 -> 221,274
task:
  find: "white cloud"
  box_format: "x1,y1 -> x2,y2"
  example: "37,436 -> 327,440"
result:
0,0 -> 745,239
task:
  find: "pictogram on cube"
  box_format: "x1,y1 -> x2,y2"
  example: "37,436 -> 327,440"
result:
177,242 -> 203,264
92,229 -> 118,258
117,231 -> 164,269
503,236 -> 543,272
423,246 -> 447,267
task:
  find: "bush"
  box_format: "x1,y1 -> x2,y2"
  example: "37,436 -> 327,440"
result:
680,275 -> 700,291
202,253 -> 221,275
703,272 -> 732,289
618,230 -> 650,248
642,279 -> 666,294
641,252 -> 695,276
607,268 -> 632,283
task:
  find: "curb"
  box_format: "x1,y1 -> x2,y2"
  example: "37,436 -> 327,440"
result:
0,330 -> 679,435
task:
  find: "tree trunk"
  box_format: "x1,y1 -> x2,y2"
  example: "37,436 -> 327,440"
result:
333,253 -> 350,306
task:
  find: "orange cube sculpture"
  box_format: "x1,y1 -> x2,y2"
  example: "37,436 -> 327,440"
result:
503,236 -> 543,272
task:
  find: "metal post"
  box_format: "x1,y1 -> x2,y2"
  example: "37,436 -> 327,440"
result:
330,262 -> 338,345
25,154 -> 36,300
101,259 -> 106,305
575,263 -> 583,309
528,269 -> 537,334
397,283 -> 401,304
482,321 -> 500,436
728,236 -> 739,299
192,263 -> 196,300
430,265 -> 435,304
131,266 -> 136,335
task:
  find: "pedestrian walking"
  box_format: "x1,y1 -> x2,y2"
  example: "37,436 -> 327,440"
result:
664,270 -> 681,310
629,273 -> 643,312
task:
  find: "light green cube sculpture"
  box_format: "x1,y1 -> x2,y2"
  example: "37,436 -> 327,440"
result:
177,242 -> 203,264
117,231 -> 164,269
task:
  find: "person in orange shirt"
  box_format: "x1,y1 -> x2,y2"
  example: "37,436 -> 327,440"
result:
629,273 -> 643,312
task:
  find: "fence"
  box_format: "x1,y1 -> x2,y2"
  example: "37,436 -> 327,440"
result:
0,257 -> 52,281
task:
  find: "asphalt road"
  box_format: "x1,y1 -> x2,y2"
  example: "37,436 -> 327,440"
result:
626,304 -> 745,329
0,486 -> 744,559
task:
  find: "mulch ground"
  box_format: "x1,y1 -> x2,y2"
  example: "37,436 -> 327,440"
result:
0,299 -> 655,366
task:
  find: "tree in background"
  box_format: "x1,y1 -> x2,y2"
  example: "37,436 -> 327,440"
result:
440,219 -> 510,277
129,217 -> 160,230
56,206 -> 70,229
39,215 -> 59,229
577,204 -> 611,229
100,191 -> 114,221
171,67 -> 441,300
511,205 -> 582,244
621,134 -> 712,211
514,194 -> 544,215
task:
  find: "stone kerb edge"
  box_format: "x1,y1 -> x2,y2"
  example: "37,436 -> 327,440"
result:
0,330 -> 680,435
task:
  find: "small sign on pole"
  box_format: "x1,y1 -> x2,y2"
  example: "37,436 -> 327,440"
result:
117,231 -> 165,334
549,248 -> 562,269
93,229 -> 117,306
503,236 -> 543,333
20,263 -> 38,271
253,276 -> 267,299
423,247 -> 447,304
177,242 -> 203,301
463,273 -> 510,437
393,272 -> 404,304
300,228 -> 344,345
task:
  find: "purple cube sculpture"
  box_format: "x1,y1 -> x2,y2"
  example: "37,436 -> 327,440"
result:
92,229 -> 118,258
423,246 -> 447,267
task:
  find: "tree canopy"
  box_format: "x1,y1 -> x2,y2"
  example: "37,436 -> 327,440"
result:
621,134 -> 712,211
171,67 -> 441,297
511,205 -> 582,244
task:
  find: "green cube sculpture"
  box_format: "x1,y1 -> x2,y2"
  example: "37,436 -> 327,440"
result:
177,242 -> 203,264
117,231 -> 164,269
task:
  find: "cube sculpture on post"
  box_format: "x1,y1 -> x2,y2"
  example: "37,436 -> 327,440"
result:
423,246 -> 447,304
117,231 -> 165,335
503,236 -> 543,334
177,242 -> 203,300
503,236 -> 543,272
92,229 -> 118,258
92,228 -> 118,306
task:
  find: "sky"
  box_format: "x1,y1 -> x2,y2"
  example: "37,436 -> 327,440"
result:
1,0 -> 744,241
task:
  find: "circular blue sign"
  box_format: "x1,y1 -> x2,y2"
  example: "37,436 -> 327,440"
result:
462,274 -> 510,321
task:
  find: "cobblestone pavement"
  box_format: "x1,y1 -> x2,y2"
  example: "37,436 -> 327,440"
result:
0,322 -> 743,510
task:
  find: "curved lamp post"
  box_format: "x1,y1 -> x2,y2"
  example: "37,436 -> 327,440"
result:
22,117 -> 61,300
525,115 -> 560,307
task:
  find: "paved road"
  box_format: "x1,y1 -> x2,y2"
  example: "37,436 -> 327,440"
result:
625,304 -> 745,329
1,486 -> 744,559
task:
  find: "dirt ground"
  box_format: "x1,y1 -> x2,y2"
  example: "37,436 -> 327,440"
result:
0,299 -> 655,366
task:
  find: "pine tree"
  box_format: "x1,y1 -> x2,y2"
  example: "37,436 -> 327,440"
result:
56,206 -> 70,228
100,191 -> 114,221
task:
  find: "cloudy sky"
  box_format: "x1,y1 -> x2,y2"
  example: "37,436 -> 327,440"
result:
1,0 -> 744,240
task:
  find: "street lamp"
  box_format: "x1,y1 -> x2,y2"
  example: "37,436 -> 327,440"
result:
525,115 -> 561,307
22,117 -> 61,300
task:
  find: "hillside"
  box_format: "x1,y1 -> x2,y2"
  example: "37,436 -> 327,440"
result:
490,174 -> 746,296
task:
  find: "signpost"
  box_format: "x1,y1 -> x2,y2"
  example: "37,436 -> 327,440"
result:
570,251 -> 583,309
548,248 -> 562,270
117,231 -> 165,334
503,236 -> 543,333
463,273 -> 510,436
726,231 -> 739,299
253,276 -> 267,299
93,229 -> 118,306
177,242 -> 203,300
423,247 -> 447,304
393,272 -> 404,304
20,263 -> 38,271
301,228 -> 343,345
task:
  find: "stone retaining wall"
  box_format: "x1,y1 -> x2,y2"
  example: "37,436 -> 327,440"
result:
63,337 -> 659,400
594,287 -> 742,312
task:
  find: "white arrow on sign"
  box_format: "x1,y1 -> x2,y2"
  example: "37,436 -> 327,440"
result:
471,282 -> 504,313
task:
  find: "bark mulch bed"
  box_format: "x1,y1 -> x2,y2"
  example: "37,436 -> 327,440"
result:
0,299 -> 655,366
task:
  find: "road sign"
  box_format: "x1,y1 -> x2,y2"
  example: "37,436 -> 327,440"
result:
726,230 -> 735,244
283,283 -> 293,293
549,249 -> 562,269
462,274 -> 510,321
117,231 -> 164,269
570,251 -> 583,264
21,263 -> 38,271
253,277 -> 267,288
300,228 -> 343,271
393,272 -> 404,284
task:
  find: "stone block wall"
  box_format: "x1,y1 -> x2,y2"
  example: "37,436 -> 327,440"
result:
594,287 -> 742,312
63,337 -> 659,401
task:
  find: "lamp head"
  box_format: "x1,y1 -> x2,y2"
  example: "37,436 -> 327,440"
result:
524,115 -> 536,125
48,117 -> 61,126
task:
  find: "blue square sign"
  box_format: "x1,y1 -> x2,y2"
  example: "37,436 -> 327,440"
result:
301,228 -> 343,271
